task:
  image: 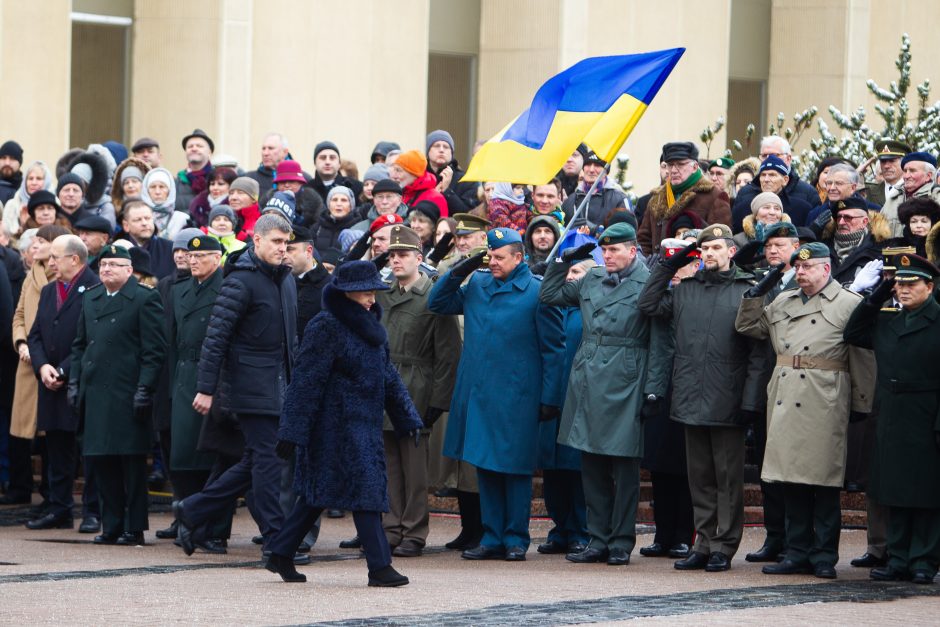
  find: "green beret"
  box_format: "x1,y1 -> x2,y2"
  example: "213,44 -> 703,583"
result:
188,235 -> 222,252
789,242 -> 830,264
762,222 -> 799,241
598,222 -> 636,245
99,244 -> 132,261
893,253 -> 939,282
696,223 -> 733,246
708,157 -> 735,169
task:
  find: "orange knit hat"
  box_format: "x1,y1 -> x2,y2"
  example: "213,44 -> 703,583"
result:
394,150 -> 427,177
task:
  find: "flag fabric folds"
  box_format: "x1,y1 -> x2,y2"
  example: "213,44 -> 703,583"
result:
464,48 -> 685,184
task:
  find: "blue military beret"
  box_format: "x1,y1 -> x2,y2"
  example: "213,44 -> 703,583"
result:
901,151 -> 937,169
487,227 -> 523,249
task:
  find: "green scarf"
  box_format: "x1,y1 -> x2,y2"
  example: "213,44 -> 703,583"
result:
671,168 -> 702,197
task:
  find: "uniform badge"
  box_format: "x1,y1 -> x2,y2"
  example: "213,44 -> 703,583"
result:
601,237 -> 609,244
798,248 -> 811,260
457,221 -> 466,230
110,245 -> 117,254
288,232 -> 295,241
900,255 -> 911,266
494,230 -> 504,239
837,201 -> 845,209
712,227 -> 722,236
193,238 -> 201,248
393,226 -> 401,232
881,144 -> 890,154
78,285 -> 85,293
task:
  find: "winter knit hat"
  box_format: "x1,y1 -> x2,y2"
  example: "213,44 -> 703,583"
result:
371,141 -> 400,162
56,173 -> 86,195
0,140 -> 23,162
363,163 -> 390,183
327,185 -> 356,210
314,140 -> 340,160
70,162 -> 93,185
120,166 -> 144,183
172,227 -> 204,251
208,204 -> 236,226
751,191 -> 783,215
263,191 -> 296,222
426,130 -> 455,154
395,150 -> 427,178
230,176 -> 259,201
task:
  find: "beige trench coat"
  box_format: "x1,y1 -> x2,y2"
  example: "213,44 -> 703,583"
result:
735,280 -> 875,487
10,262 -> 53,438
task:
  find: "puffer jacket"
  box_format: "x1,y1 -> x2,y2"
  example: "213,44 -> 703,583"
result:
195,246 -> 297,416
312,210 -> 361,254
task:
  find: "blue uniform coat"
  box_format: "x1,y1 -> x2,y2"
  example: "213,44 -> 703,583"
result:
537,306 -> 583,471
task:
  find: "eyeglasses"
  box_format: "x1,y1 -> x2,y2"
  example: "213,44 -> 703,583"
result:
188,252 -> 220,259
665,161 -> 694,172
793,261 -> 828,272
836,214 -> 866,222
99,261 -> 131,268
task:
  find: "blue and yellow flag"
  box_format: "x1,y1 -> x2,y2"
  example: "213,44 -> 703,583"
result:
464,48 -> 684,184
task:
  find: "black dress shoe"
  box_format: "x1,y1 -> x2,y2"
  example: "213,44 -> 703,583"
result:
461,545 -> 505,560
639,542 -> 667,557
117,532 -> 145,546
844,481 -> 863,493
705,552 -> 731,572
565,547 -> 608,563
93,533 -> 120,545
25,513 -> 73,530
155,520 -> 179,539
392,544 -> 423,557
339,535 -> 362,549
297,541 -> 311,553
668,543 -> 691,558
537,540 -> 567,554
251,534 -> 264,545
326,509 -> 345,518
607,548 -> 630,565
265,553 -> 306,583
568,542 -> 587,554
78,516 -> 100,534
674,551 -> 709,570
0,493 -> 30,505
870,566 -> 911,581
911,570 -> 935,585
745,544 -> 785,562
172,501 -> 196,556
814,561 -> 837,579
763,559 -> 813,575
445,530 -> 482,551
505,547 -> 526,561
197,539 -> 227,554
850,552 -> 886,568
28,500 -> 50,516
368,565 -> 409,587
262,550 -> 310,565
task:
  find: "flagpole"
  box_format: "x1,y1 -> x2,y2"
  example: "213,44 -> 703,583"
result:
546,161 -> 612,261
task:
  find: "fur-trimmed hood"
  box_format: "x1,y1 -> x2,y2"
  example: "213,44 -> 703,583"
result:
821,209 -> 891,242
727,157 -> 760,198
741,214 -> 792,239
66,151 -> 109,205
647,174 -> 720,222
111,157 -> 151,211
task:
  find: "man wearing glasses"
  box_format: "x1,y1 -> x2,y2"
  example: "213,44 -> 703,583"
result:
69,244 -> 167,546
736,242 -> 875,580
820,197 -> 890,291
638,142 -> 731,256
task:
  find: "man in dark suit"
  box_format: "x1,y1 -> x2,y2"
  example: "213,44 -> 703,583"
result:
25,235 -> 100,531
69,244 -> 166,546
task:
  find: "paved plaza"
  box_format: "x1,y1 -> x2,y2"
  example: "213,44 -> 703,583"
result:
1,502 -> 937,625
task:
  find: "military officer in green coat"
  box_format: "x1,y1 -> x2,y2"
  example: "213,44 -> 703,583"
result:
169,236 -> 223,506
844,253 -> 940,584
69,245 -> 167,545
540,222 -> 671,566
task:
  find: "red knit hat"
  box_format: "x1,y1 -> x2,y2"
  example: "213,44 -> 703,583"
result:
370,213 -> 404,234
394,150 -> 427,177
273,159 -> 306,184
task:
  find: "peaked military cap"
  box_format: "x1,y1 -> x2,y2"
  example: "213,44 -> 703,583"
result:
893,253 -> 939,282
875,139 -> 911,160
386,225 -> 422,251
453,213 -> 490,235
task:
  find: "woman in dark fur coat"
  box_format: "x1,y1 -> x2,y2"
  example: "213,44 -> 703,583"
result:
265,260 -> 423,586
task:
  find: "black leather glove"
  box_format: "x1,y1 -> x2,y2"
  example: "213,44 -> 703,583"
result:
529,261 -> 548,277
560,243 -> 596,264
449,251 -> 486,280
738,409 -> 764,425
275,439 -> 295,460
422,407 -> 445,429
866,277 -> 896,306
67,380 -> 79,413
732,240 -> 762,266
661,242 -> 700,273
428,233 -> 454,264
640,395 -> 664,422
346,230 -> 372,262
538,404 -> 561,422
810,209 -> 832,237
372,251 -> 390,271
133,385 -> 154,421
848,411 -> 869,423
745,263 -> 785,298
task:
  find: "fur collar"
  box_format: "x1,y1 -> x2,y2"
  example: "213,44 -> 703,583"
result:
925,221 -> 940,263
821,209 -> 891,242
322,283 -> 387,346
741,214 -> 792,239
647,175 -> 718,221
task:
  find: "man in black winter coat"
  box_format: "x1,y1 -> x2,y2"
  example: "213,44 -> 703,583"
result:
425,130 -> 480,216
284,226 -> 330,339
307,141 -> 363,204
174,213 -> 298,556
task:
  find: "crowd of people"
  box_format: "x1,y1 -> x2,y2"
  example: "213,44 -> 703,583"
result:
0,127 -> 937,588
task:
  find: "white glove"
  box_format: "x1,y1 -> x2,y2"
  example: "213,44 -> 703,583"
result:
849,259 -> 883,293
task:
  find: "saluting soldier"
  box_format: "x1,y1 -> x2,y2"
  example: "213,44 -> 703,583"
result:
69,244 -> 167,545
844,253 -> 940,584
736,242 -> 876,579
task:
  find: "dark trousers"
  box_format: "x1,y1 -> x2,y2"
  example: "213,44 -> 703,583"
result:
184,415 -> 282,542
455,489 -> 483,537
782,482 -> 841,566
270,501 -> 391,572
477,468 -> 533,551
45,430 -> 77,519
581,452 -> 640,552
279,450 -> 319,547
6,434 -> 34,498
753,409 -> 786,551
542,469 -> 588,548
81,454 -> 99,518
89,454 -> 148,535
199,453 -> 239,540
650,471 -> 694,548
887,506 -> 940,577
685,425 -> 745,557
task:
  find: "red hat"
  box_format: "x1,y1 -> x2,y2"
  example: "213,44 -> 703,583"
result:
370,213 -> 404,234
273,159 -> 306,184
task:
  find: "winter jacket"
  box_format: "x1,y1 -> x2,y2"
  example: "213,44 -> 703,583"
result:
731,171 -> 821,232
312,211 -> 361,254
638,263 -> 766,427
561,179 -> 629,229
879,181 -> 940,238
308,173 -> 363,205
259,185 -> 324,228
195,246 -> 297,417
487,197 -> 528,235
175,164 -> 211,214
428,161 -> 479,216
0,172 -> 21,205
638,177 -> 731,256
235,203 -> 261,241
278,283 -> 421,511
11,262 -> 54,438
402,172 -> 448,218
525,214 -> 562,269
128,235 -> 176,281
819,211 -> 891,287
2,160 -> 54,236
295,262 -> 331,339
